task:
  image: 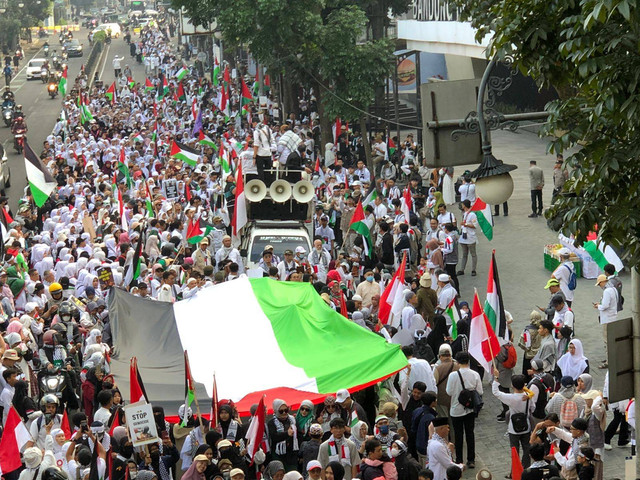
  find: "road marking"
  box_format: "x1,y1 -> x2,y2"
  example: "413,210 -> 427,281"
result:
8,46 -> 45,93
99,43 -> 111,81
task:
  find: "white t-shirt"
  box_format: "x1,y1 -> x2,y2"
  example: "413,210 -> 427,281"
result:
552,262 -> 575,301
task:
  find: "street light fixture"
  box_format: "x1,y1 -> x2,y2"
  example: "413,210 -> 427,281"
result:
18,2 -> 24,7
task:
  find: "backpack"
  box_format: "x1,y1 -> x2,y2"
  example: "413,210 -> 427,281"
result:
456,371 -> 481,412
510,398 -> 530,433
559,397 -> 578,427
563,264 -> 577,291
528,378 -> 549,419
502,344 -> 517,369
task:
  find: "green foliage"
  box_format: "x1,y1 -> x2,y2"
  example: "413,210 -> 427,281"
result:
92,30 -> 106,43
171,0 -> 400,120
450,0 -> 640,265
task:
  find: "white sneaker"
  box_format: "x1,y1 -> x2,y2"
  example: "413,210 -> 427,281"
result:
604,444 -> 613,451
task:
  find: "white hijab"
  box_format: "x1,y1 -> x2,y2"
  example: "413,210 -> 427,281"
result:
557,338 -> 588,380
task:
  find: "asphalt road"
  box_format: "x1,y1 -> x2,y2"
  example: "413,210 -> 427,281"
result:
0,27 -> 145,210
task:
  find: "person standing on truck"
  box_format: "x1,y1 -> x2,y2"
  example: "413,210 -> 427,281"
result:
315,214 -> 335,255
214,235 -> 244,274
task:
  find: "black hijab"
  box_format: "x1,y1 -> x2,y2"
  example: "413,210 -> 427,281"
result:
427,314 -> 448,354
327,462 -> 345,480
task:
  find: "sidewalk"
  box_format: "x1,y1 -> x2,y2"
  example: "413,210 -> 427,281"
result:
448,129 -> 629,480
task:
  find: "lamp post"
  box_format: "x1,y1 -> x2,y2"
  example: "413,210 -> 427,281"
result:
468,57 -> 518,205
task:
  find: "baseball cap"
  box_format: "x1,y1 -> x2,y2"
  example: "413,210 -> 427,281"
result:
307,461 -> 322,472
595,274 -> 608,286
2,349 -> 19,361
335,389 -> 350,403
230,469 -> 244,478
295,246 -> 306,254
544,278 -> 560,289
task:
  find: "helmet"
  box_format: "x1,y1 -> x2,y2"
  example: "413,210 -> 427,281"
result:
51,322 -> 67,334
42,467 -> 68,480
49,282 -> 63,293
43,330 -> 57,346
16,104 -> 22,110
58,301 -> 73,321
40,394 -> 60,408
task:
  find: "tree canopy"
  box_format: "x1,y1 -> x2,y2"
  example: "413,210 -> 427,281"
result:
450,0 -> 640,265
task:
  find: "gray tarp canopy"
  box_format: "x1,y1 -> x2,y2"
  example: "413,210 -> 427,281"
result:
108,287 -> 209,415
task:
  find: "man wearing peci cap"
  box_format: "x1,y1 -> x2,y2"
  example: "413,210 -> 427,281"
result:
277,249 -> 298,281
594,273 -> 619,368
427,417 -> 465,480
436,274 -> 457,326
551,248 -> 575,307
315,214 -> 335,254
547,418 -> 589,480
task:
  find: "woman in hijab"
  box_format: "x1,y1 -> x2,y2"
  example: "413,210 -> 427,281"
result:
325,462 -> 345,480
189,447 -> 218,480
350,420 -> 369,454
295,400 -> 315,442
217,404 -> 244,442
12,380 -> 37,421
267,399 -> 299,471
426,314 -> 449,356
317,396 -> 341,434
576,373 -> 606,468
450,318 -> 469,358
82,366 -> 104,422
263,461 -> 285,480
391,440 -> 420,480
557,339 -> 589,380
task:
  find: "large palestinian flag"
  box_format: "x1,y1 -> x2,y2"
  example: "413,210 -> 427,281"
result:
109,278 -> 407,414
24,140 -> 56,207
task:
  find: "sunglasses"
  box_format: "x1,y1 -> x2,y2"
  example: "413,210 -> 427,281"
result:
279,408 -> 289,414
300,407 -> 311,412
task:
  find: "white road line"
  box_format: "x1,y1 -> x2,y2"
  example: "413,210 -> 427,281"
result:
99,43 -> 111,81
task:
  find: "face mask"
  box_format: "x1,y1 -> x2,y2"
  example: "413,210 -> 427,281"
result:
222,473 -> 231,480
379,425 -> 389,435
129,473 -> 137,480
366,276 -> 374,282
390,448 -> 400,458
121,445 -> 134,458
150,451 -> 160,460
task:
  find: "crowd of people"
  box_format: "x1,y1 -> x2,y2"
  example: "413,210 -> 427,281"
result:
0,13 -> 630,480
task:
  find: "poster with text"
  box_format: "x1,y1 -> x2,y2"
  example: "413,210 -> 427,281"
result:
124,401 -> 160,446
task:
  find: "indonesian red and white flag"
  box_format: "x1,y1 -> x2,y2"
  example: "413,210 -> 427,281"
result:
332,118 -> 342,145
0,407 -> 30,474
231,162 -> 247,242
401,187 -> 412,223
245,395 -> 266,465
118,187 -> 128,232
378,253 -> 407,325
469,288 -> 500,374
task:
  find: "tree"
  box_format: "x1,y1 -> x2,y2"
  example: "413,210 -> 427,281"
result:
171,0 -> 396,168
449,0 -> 640,265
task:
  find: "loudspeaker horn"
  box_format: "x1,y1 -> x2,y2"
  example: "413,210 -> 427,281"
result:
269,180 -> 292,203
245,180 -> 267,203
292,180 -> 314,203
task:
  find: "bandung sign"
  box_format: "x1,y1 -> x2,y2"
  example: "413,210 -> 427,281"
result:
412,0 -> 461,22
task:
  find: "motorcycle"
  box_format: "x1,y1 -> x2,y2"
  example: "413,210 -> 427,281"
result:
47,82 -> 58,98
41,67 -> 49,83
61,51 -> 68,62
38,370 -> 69,402
2,105 -> 13,127
44,45 -> 49,57
15,48 -> 23,61
13,129 -> 26,153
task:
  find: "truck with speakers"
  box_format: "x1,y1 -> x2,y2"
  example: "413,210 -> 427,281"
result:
239,175 -> 316,271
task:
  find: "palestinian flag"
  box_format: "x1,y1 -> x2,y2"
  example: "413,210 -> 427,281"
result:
212,57 -> 220,87
124,232 -> 144,288
118,148 -> 133,189
157,73 -> 169,100
182,351 -> 196,427
106,82 -> 117,104
177,82 -> 186,102
24,140 -> 56,207
129,357 -> 149,403
349,409 -> 359,428
445,297 -> 460,340
176,66 -> 188,81
145,182 -> 155,218
470,197 -> 493,240
582,231 -> 624,272
80,103 -> 94,124
127,76 -> 135,89
241,78 -> 252,115
264,74 -> 271,92
169,277 -> 408,411
220,147 -> 231,173
363,188 -> 378,207
170,140 -> 200,167
145,78 -> 154,92
198,131 -> 217,149
485,250 -> 507,343
186,218 -> 213,244
252,70 -> 260,97
349,200 -> 372,257
58,66 -> 67,97
388,137 -> 397,157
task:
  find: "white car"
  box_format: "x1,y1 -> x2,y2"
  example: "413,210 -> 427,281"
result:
26,58 -> 47,80
95,23 -> 122,38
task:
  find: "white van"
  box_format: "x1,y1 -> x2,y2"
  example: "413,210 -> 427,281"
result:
95,23 -> 122,38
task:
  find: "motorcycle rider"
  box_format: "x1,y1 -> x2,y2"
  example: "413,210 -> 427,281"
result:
48,282 -> 66,308
43,40 -> 50,56
12,104 -> 24,120
11,114 -> 27,150
28,394 -> 64,449
2,86 -> 14,103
